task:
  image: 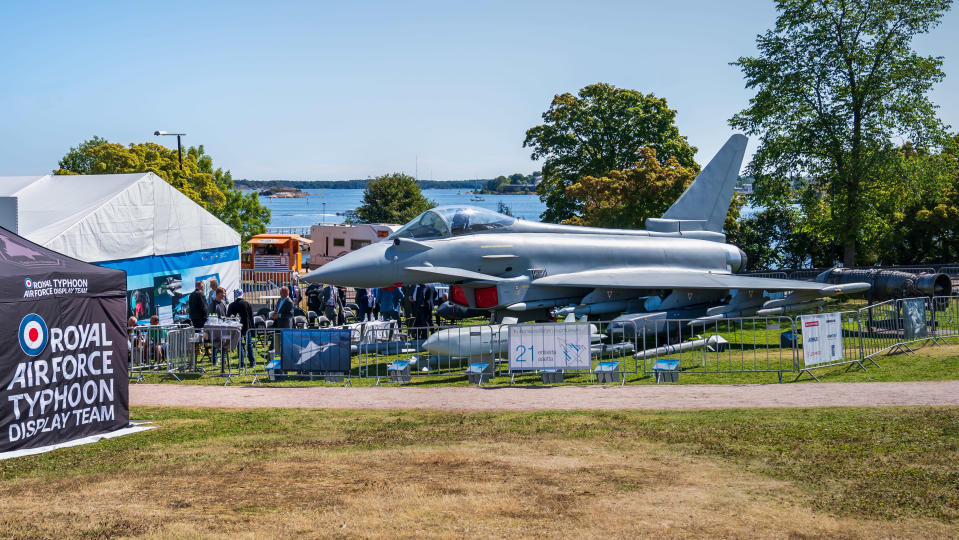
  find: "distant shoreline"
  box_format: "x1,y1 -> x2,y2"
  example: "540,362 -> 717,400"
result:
236,179 -> 486,190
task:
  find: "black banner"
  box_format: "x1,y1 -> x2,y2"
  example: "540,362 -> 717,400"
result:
0,227 -> 129,453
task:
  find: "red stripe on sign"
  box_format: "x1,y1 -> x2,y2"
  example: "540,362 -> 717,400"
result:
805,321 -> 819,327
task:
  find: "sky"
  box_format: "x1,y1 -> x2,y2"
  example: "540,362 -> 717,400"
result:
1,1 -> 958,181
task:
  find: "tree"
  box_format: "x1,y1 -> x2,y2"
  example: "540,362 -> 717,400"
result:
730,0 -> 951,267
869,137 -> 959,262
352,173 -> 435,224
54,138 -> 270,242
564,147 -> 697,229
57,136 -> 108,174
524,83 -> 698,223
727,206 -> 828,270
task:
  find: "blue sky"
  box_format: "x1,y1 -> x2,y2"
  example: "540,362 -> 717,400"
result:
1,1 -> 957,181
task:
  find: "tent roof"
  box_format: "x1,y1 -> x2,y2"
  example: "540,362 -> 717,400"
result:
0,226 -> 126,303
0,173 -> 240,263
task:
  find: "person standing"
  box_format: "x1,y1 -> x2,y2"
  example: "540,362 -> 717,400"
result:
212,287 -> 229,318
273,286 -> 295,329
413,283 -> 436,339
206,278 -> 219,310
355,288 -> 371,322
376,286 -> 404,326
210,287 -> 229,366
321,283 -> 339,326
289,274 -> 301,308
402,284 -> 417,330
188,280 -> 208,329
370,288 -> 380,320
228,288 -> 256,368
337,287 -> 347,325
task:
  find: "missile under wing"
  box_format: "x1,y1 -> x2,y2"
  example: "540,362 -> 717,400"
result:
303,135 -> 870,321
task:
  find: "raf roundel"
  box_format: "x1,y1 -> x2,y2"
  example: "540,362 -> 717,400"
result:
24,278 -> 33,289
19,313 -> 49,357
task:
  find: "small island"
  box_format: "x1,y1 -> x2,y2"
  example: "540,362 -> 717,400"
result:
258,187 -> 310,198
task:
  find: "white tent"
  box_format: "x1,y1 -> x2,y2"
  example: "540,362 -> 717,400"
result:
0,173 -> 240,323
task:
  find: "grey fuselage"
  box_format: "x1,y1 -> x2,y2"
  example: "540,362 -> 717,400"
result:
307,231 -> 744,311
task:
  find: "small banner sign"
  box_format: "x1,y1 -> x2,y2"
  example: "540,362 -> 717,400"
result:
279,329 -> 351,373
800,313 -> 843,367
508,323 -> 591,371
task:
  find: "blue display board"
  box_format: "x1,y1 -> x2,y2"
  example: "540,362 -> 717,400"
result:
280,329 -> 351,373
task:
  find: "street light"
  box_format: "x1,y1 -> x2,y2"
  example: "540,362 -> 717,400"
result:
154,130 -> 186,170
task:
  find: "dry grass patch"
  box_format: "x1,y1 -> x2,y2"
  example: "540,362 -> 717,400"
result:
0,407 -> 956,538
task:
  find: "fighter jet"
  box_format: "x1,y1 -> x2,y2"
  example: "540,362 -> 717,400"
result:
303,135 -> 870,322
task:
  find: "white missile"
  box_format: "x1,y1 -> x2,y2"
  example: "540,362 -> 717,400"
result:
506,297 -> 581,311
422,318 -> 516,357
551,300 -> 631,317
422,316 -> 605,358
633,335 -> 728,359
756,300 -> 825,316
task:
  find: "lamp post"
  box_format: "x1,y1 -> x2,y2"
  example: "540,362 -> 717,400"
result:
154,130 -> 186,170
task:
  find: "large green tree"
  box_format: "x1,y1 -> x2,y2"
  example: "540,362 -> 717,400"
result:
352,173 -> 435,224
524,83 -> 698,223
730,0 -> 951,267
563,147 -> 698,229
55,138 -> 270,241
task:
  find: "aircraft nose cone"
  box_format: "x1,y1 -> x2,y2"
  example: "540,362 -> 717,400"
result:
302,243 -> 393,287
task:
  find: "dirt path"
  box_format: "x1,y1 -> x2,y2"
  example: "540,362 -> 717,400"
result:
130,380 -> 959,411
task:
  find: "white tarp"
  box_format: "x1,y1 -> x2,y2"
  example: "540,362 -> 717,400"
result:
0,173 -> 239,261
0,422 -> 155,461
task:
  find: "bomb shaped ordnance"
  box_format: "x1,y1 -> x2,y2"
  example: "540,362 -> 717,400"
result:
816,268 -> 952,300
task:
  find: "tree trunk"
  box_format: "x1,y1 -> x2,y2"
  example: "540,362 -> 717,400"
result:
843,240 -> 856,268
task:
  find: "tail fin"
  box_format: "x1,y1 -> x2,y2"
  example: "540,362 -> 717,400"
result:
658,134 -> 747,233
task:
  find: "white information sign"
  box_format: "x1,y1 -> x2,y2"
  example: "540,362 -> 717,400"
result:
508,323 -> 591,370
800,313 -> 843,366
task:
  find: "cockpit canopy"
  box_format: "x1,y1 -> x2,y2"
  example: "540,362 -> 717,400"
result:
390,206 -> 516,239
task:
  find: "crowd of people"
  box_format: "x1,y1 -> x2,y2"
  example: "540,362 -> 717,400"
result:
305,282 -> 448,335
130,274 -> 466,372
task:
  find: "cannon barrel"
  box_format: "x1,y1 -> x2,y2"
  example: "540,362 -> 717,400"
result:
816,268 -> 952,300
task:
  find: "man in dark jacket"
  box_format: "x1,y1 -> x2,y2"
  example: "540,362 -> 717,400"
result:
355,288 -> 371,322
228,288 -> 256,368
412,283 -> 436,339
369,288 -> 380,320
272,286 -> 295,328
188,280 -> 208,329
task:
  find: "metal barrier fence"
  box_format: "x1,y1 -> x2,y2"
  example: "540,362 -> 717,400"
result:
933,296 -> 959,344
129,296 -> 959,386
637,316 -> 796,382
793,310 -> 870,381
129,322 -> 247,384
857,299 -> 902,360
128,324 -> 177,382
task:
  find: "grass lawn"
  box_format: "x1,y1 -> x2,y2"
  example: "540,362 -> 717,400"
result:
1,406 -> 956,537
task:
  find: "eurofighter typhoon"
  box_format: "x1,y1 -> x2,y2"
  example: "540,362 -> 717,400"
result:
303,135 -> 870,323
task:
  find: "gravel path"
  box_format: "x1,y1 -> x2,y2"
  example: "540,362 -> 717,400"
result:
129,380 -> 959,411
